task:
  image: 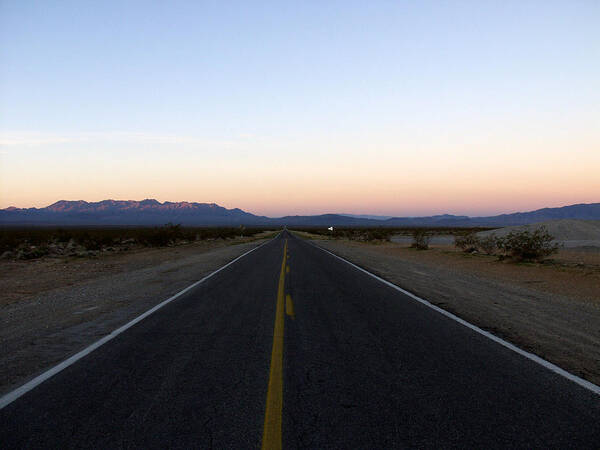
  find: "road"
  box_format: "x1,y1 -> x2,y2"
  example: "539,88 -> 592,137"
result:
1,231 -> 599,448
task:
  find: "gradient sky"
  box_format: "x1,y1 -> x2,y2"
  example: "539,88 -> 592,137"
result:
1,1 -> 599,217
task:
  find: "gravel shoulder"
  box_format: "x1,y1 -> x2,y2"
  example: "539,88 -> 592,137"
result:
0,235 -> 273,396
302,236 -> 600,387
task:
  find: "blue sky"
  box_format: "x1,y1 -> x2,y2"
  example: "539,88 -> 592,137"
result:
1,1 -> 599,216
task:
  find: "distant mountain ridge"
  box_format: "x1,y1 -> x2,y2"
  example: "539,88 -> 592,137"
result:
1,200 -> 599,227
0,199 -> 267,226
340,214 -> 394,220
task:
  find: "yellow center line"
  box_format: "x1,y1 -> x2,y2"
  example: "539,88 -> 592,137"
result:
262,239 -> 287,450
285,294 -> 294,319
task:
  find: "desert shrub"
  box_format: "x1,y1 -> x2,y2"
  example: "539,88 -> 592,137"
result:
139,223 -> 187,246
363,229 -> 390,241
291,226 -> 494,241
411,229 -> 430,250
79,231 -> 116,250
478,234 -> 498,255
0,225 -> 269,259
18,244 -> 51,259
454,233 -> 480,252
497,226 -> 560,261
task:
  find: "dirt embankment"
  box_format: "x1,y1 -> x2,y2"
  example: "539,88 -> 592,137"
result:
303,236 -> 600,386
0,235 -> 273,396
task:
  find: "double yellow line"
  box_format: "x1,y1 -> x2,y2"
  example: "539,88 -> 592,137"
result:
261,239 -> 290,450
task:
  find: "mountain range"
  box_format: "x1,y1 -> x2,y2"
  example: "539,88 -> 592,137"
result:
1,200 -> 599,227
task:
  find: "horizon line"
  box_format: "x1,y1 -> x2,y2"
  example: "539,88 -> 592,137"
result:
1,198 -> 598,220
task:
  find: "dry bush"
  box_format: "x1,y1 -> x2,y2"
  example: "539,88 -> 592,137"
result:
411,229 -> 430,250
478,235 -> 498,255
454,233 -> 480,252
0,225 -> 269,260
497,226 -> 560,261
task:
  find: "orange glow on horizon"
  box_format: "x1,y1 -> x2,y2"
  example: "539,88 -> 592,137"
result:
2,128 -> 599,217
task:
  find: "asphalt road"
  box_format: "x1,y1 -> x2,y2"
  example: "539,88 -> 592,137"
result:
1,231 -> 599,448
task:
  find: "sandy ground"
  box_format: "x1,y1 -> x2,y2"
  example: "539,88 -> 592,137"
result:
299,235 -> 600,386
391,219 -> 600,248
478,219 -> 600,248
0,234 -> 273,396
478,219 -> 600,240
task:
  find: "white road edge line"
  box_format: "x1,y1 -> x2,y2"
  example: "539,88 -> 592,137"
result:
0,234 -> 279,410
307,239 -> 600,396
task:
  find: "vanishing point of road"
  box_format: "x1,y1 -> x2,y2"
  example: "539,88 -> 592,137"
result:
1,231 -> 599,448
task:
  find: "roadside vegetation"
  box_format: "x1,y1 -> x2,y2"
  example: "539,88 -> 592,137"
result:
292,225 -> 561,262
0,224 -> 273,260
455,226 -> 560,261
290,227 -> 493,243
410,229 -> 431,250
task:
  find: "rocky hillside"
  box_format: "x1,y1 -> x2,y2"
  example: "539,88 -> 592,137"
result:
0,199 -> 269,226
1,200 -> 599,227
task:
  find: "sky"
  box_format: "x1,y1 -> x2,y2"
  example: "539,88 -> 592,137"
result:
1,1 -> 599,217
